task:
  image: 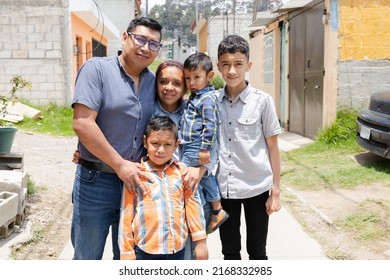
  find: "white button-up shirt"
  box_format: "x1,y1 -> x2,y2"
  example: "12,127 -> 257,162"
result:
216,83 -> 282,199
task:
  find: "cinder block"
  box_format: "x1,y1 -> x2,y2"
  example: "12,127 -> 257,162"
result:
0,191 -> 19,228
15,187 -> 27,226
0,217 -> 16,239
0,170 -> 28,189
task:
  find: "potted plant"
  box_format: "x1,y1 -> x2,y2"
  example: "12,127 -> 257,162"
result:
0,76 -> 32,154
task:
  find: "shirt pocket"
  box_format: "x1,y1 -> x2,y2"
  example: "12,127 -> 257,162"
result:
138,182 -> 161,210
149,183 -> 162,200
171,177 -> 183,193
237,117 -> 261,140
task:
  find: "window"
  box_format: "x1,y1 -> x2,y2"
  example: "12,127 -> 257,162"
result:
264,34 -> 274,85
92,38 -> 107,57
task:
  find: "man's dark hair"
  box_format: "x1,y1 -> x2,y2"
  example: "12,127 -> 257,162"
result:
183,52 -> 213,74
145,116 -> 178,140
217,35 -> 250,60
127,16 -> 162,40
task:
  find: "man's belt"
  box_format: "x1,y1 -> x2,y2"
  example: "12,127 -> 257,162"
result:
79,158 -> 116,174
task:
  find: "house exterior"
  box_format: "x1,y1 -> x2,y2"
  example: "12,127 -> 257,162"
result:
249,0 -> 390,139
191,13 -> 254,66
0,0 -> 138,106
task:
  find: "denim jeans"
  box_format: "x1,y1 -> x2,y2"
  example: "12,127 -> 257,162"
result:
184,201 -> 212,260
71,164 -> 123,260
135,246 -> 185,260
181,140 -> 220,202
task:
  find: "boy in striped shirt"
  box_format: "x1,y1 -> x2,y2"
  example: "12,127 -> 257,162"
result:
119,116 -> 208,260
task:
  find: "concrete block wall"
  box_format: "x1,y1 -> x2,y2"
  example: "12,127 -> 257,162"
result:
338,60 -> 390,109
0,191 -> 18,227
207,14 -> 253,66
0,0 -> 72,106
337,0 -> 390,109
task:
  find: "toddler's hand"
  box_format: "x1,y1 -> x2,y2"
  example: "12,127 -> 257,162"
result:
199,150 -> 210,165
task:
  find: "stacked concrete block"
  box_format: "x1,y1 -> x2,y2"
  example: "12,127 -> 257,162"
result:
0,191 -> 18,238
0,170 -> 28,227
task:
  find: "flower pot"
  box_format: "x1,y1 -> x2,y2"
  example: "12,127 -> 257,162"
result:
0,127 -> 17,155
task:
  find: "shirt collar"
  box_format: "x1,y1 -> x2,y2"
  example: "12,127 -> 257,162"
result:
141,156 -> 176,172
155,99 -> 185,116
116,51 -> 151,78
218,81 -> 251,103
191,85 -> 215,97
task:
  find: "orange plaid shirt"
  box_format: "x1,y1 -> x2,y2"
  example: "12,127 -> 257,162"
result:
119,157 -> 206,260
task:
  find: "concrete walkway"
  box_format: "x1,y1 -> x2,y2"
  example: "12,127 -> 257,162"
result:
58,131 -> 327,260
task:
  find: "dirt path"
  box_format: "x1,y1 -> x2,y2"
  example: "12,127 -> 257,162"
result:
4,130 -> 77,259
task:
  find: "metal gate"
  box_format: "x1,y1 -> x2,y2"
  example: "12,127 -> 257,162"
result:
288,2 -> 324,139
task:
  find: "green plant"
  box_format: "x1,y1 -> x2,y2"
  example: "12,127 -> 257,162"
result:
315,109 -> 358,146
0,76 -> 32,127
281,109 -> 390,190
211,74 -> 225,90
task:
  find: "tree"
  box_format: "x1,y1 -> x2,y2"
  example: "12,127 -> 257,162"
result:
149,0 -> 255,47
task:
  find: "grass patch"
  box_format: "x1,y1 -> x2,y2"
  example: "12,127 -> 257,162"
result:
334,199 -> 390,242
281,109 -> 390,190
15,102 -> 74,136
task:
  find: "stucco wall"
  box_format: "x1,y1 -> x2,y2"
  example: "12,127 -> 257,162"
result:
0,0 -> 72,105
337,0 -> 390,109
339,0 -> 390,61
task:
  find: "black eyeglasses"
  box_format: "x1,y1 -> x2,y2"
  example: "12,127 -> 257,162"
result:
127,32 -> 162,52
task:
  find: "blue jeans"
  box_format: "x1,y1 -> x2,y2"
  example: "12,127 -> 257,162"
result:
135,246 -> 185,260
184,201 -> 212,260
71,165 -> 123,260
181,140 -> 220,203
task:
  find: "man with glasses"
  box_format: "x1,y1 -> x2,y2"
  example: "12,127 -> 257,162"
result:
71,17 -> 162,260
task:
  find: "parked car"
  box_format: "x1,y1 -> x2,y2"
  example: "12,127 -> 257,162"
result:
356,90 -> 390,159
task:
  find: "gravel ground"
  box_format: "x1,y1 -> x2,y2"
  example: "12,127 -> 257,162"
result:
0,130 -> 78,259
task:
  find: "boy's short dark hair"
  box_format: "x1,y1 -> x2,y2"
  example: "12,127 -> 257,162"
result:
145,116 -> 178,140
217,35 -> 250,60
127,16 -> 162,40
184,52 -> 213,74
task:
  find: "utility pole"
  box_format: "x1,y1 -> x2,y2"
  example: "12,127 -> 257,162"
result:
253,0 -> 260,22
196,0 -> 199,51
232,0 -> 236,34
146,0 -> 148,17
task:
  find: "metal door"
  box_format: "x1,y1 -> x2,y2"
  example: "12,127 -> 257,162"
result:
289,2 -> 324,139
288,15 -> 305,135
